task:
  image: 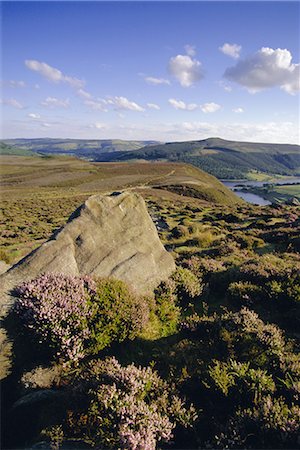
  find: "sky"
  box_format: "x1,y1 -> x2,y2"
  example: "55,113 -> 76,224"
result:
1,1 -> 299,144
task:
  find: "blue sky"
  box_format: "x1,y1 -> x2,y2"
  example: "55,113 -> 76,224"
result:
1,1 -> 299,143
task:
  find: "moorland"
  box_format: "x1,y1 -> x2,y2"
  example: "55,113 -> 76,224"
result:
1,149 -> 300,450
2,137 -> 300,180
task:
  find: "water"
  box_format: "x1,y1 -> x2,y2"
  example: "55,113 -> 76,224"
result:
233,191 -> 271,206
222,177 -> 300,206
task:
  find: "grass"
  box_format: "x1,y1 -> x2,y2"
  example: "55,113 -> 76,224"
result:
0,155 -> 243,264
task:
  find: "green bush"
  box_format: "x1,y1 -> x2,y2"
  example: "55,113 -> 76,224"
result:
14,274 -> 150,362
171,267 -> 203,303
228,281 -> 262,305
88,278 -> 150,355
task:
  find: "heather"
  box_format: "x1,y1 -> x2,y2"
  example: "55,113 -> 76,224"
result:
13,274 -> 150,362
2,189 -> 300,449
45,357 -> 196,450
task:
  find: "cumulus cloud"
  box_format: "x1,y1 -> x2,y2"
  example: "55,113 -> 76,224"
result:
25,59 -> 84,89
232,107 -> 244,113
200,102 -> 221,113
168,53 -> 204,87
224,47 -> 300,94
41,97 -> 70,108
147,103 -> 160,110
168,98 -> 198,111
144,77 -> 170,86
1,98 -> 24,109
219,43 -> 241,59
28,113 -> 41,119
108,96 -> 145,112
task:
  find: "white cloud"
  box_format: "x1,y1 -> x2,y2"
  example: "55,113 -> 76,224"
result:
41,97 -> 70,108
25,59 -> 84,88
28,113 -> 41,119
180,121 -> 299,144
84,99 -> 107,111
168,54 -> 204,87
147,103 -> 160,110
1,98 -> 24,109
232,107 -> 244,113
144,76 -> 170,86
108,96 -> 145,112
224,47 -> 300,94
219,43 -> 242,59
200,102 -> 221,113
77,88 -> 92,99
184,44 -> 196,57
90,122 -> 107,130
168,98 -> 198,111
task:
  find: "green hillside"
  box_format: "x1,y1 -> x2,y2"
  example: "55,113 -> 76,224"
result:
96,137 -> 300,179
0,142 -> 37,156
2,138 -> 160,158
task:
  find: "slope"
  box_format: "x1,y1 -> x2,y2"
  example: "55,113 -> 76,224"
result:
95,137 -> 300,179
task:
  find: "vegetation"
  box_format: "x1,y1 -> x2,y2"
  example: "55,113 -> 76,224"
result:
0,156 -> 241,264
1,154 -> 300,449
1,138 -> 159,158
14,274 -> 149,362
95,137 -> 300,179
0,142 -> 37,156
3,137 -> 300,180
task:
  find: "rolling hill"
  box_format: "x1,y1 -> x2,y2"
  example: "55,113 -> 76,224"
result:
95,137 -> 300,179
2,138 -> 160,158
3,137 -> 299,179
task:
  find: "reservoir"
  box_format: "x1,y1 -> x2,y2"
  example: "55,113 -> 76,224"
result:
222,177 -> 300,206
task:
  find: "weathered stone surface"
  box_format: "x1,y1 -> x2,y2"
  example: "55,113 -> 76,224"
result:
0,192 -> 175,379
0,192 -> 174,301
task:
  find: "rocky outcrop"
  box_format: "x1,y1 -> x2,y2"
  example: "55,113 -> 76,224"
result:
0,191 -> 175,379
1,192 -> 175,301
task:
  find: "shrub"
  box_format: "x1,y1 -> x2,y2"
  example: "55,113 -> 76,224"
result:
184,256 -> 225,279
14,273 -> 97,361
228,281 -> 262,305
208,359 -> 275,402
239,395 -> 300,437
171,267 -> 203,302
14,274 -> 149,362
89,278 -> 150,354
60,357 -> 197,450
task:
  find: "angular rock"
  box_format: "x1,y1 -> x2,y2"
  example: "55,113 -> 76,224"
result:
0,192 -> 175,379
1,191 -> 175,307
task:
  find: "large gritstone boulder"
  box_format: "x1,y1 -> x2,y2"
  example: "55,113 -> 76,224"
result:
0,191 -> 175,379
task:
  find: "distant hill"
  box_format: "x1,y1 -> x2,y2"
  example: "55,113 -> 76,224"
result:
0,155 -> 242,206
0,142 -> 37,156
94,137 -> 300,179
2,138 -> 160,159
3,137 -> 299,179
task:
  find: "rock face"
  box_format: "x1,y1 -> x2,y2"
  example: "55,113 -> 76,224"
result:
1,191 -> 175,305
